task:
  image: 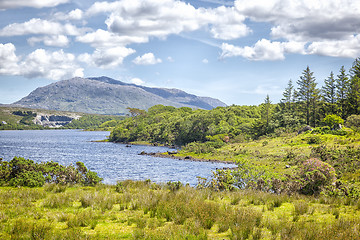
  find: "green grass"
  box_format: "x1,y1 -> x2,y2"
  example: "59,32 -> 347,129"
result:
1,182 -> 360,239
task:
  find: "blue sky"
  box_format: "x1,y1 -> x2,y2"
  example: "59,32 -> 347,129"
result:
0,0 -> 359,106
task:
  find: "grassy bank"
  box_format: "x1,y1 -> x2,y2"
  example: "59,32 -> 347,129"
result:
1,181 -> 359,239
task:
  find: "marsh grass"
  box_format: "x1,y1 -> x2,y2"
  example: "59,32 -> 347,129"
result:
1,182 -> 360,239
43,192 -> 73,208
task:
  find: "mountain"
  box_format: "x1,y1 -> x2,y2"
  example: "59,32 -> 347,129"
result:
13,77 -> 227,115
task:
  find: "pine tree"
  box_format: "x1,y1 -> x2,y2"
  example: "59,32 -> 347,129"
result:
296,66 -> 320,127
336,66 -> 350,118
322,71 -> 337,114
348,58 -> 360,115
281,79 -> 294,111
262,94 -> 272,133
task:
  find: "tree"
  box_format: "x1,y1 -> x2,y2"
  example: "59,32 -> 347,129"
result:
126,107 -> 146,118
296,66 -> 320,127
322,71 -> 337,114
251,95 -> 274,138
336,66 -> 350,118
281,79 -> 294,111
347,59 -> 360,115
262,94 -> 272,133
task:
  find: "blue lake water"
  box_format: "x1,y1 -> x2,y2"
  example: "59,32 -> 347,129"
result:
0,130 -> 236,186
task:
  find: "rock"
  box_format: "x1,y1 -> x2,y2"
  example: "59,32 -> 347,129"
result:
1,121 -> 7,125
298,125 -> 313,135
184,156 -> 192,160
167,150 -> 178,155
285,165 -> 291,169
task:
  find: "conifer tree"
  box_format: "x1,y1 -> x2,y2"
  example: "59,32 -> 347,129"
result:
322,71 -> 337,114
336,66 -> 350,118
262,94 -> 272,133
296,66 -> 320,127
348,58 -> 360,115
281,79 -> 294,111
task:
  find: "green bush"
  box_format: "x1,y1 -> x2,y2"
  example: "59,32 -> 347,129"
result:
322,114 -> 344,129
346,115 -> 360,131
9,170 -> 45,187
0,157 -> 102,187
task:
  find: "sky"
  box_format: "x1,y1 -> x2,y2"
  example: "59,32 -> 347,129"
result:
0,0 -> 359,106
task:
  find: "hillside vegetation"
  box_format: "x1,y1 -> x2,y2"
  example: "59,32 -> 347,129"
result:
108,58 -> 360,198
0,106 -> 124,130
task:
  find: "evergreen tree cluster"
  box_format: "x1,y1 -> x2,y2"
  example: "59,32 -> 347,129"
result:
274,58 -> 360,132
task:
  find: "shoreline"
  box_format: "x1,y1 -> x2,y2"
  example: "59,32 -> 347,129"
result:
139,151 -> 237,168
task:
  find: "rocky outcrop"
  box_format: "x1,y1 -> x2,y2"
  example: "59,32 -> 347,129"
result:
34,114 -> 79,128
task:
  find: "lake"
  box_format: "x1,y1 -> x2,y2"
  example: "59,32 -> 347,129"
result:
0,130 -> 236,186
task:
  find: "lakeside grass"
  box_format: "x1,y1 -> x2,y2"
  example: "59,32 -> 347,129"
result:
1,181 -> 360,239
175,130 -> 360,176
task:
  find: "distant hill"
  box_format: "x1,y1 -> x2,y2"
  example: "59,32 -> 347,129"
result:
13,77 -> 227,115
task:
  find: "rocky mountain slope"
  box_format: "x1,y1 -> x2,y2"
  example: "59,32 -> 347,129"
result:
14,77 -> 227,115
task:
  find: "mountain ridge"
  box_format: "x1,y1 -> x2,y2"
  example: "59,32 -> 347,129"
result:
14,77 -> 227,115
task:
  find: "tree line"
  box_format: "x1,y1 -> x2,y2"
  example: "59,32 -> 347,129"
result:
109,58 -> 360,145
253,58 -> 360,137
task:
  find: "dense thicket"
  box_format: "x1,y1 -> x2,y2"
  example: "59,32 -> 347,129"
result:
109,105 -> 261,145
0,157 -> 102,187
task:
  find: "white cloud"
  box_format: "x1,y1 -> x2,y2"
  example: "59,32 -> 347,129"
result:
130,78 -> 145,85
202,58 -> 209,64
76,29 -> 148,48
86,0 -> 248,41
307,35 -> 360,58
0,44 -> 83,80
221,39 -> 285,61
53,9 -> 84,21
28,35 -> 70,47
20,49 -> 83,80
167,56 -> 174,62
0,18 -> 81,37
78,47 -> 136,68
0,0 -> 69,9
232,0 -> 360,58
235,0 -> 360,42
0,43 -> 19,75
133,53 -> 162,65
209,6 -> 250,40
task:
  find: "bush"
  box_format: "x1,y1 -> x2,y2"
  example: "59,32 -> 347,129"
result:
298,158 -> 336,195
9,170 -> 45,187
0,157 -> 102,187
322,114 -> 344,129
346,115 -> 360,131
305,135 -> 322,144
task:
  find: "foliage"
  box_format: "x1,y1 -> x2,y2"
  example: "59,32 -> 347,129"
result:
322,114 -> 344,129
298,158 -> 336,195
346,114 -> 360,131
65,115 -> 124,130
109,104 -> 261,145
2,182 -> 360,239
0,157 -> 102,187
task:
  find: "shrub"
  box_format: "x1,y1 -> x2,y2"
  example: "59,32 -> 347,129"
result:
299,158 -> 336,195
322,115 -> 344,129
305,135 -> 321,144
9,170 -> 45,188
346,115 -> 360,131
0,157 -> 102,187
